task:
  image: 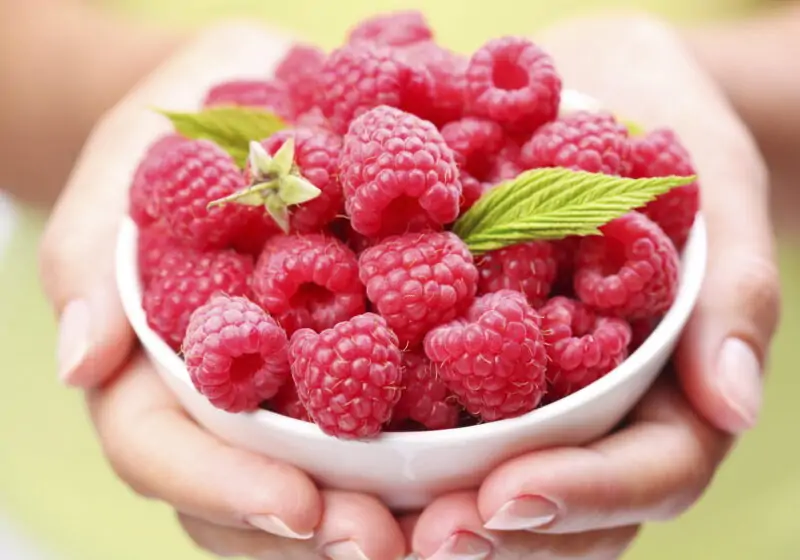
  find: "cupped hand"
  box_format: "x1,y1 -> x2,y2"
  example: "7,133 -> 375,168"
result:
411,14 -> 780,560
39,23 -> 406,560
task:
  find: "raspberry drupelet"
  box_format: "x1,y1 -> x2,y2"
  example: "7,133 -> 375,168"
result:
476,241 -> 558,307
392,351 -> 460,431
203,79 -> 296,120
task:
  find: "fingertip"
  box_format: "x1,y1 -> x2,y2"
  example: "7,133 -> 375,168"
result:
316,491 -> 406,560
412,492 -> 495,560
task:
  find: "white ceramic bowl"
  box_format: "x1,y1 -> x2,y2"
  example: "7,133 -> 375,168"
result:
117,216 -> 707,511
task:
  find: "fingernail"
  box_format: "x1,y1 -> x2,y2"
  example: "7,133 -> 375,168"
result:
426,530 -> 494,560
483,495 -> 558,531
717,337 -> 763,431
321,539 -> 371,560
246,514 -> 314,540
57,299 -> 90,385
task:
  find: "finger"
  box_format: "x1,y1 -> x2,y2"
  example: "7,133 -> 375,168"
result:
412,492 -> 639,560
476,380 -> 733,535
537,14 -> 781,434
40,22 -> 294,388
87,353 -> 321,537
179,491 -> 407,560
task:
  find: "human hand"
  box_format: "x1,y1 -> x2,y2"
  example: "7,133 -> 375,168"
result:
410,14 -> 781,559
39,23 -> 406,560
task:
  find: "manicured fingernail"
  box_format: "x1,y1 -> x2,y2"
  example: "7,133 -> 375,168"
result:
717,337 -> 763,431
483,495 -> 558,531
322,539 -> 371,560
57,299 -> 90,385
246,514 -> 314,540
426,530 -> 493,560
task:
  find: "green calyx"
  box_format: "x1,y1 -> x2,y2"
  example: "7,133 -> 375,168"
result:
207,139 -> 321,233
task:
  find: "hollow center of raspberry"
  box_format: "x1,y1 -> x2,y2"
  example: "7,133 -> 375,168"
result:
291,283 -> 335,315
379,195 -> 430,236
492,58 -> 529,90
230,353 -> 265,383
599,237 -> 628,276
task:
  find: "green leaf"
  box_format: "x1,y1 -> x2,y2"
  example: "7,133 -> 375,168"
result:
621,119 -> 646,137
453,168 -> 695,254
157,106 -> 287,167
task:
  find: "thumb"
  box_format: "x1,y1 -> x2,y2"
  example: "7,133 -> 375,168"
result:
676,147 -> 781,435
39,22 -> 293,388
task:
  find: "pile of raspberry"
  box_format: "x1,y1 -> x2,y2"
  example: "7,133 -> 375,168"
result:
129,10 -> 698,439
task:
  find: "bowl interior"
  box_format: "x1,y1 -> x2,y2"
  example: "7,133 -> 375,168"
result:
116,216 -> 707,445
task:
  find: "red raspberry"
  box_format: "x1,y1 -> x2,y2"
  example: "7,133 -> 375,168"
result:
137,221 -> 181,287
393,351 -> 459,431
266,382 -> 311,422
294,107 -> 332,130
359,231 -> 478,347
476,241 -> 557,307
143,247 -> 254,350
464,37 -> 561,136
153,139 -> 274,251
424,290 -> 548,421
348,10 -> 433,47
628,128 -> 700,249
289,313 -> 403,439
274,44 -> 326,117
459,173 -> 486,213
574,212 -> 680,320
340,106 -> 462,238
520,111 -> 631,175
259,127 -> 344,232
441,118 -> 505,181
252,233 -> 365,334
316,45 -> 430,134
539,296 -> 631,401
203,79 -> 295,121
129,134 -> 187,227
183,294 -> 290,413
486,140 -> 524,184
398,41 -> 467,126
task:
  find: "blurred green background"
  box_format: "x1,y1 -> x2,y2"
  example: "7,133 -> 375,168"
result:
2,0 -> 798,558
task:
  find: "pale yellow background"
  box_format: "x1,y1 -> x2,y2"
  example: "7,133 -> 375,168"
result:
3,0 -> 799,559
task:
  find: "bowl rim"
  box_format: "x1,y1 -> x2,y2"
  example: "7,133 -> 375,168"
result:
117,215 -> 707,445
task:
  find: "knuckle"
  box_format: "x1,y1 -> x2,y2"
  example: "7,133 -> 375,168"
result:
733,257 -> 782,338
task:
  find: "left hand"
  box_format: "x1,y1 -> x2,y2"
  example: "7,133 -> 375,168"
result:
410,14 -> 780,560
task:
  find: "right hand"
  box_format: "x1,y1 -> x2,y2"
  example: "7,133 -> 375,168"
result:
39,23 -> 407,560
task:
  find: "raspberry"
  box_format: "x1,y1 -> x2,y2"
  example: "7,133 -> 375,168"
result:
464,37 -> 561,135
520,111 -> 631,175
348,10 -> 433,47
252,233 -> 365,334
143,247 -> 254,350
137,221 -> 181,287
183,294 -> 290,412
153,139 -> 274,251
289,313 -> 403,439
359,231 -> 478,347
398,41 -> 467,126
294,107 -> 332,130
316,45 -> 430,134
424,290 -> 548,421
441,118 -> 505,181
203,79 -> 295,120
574,212 -> 680,320
266,381 -> 311,422
259,127 -> 344,232
274,44 -> 326,117
628,128 -> 700,249
486,141 -> 523,184
129,134 -> 187,227
539,296 -> 631,401
339,106 -> 462,238
459,173 -> 486,213
393,351 -> 459,430
476,241 -> 557,307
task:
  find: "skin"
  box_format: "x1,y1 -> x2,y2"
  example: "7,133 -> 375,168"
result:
10,4 -> 790,559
